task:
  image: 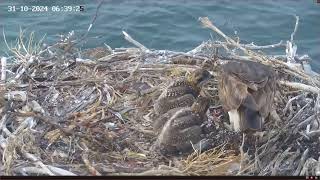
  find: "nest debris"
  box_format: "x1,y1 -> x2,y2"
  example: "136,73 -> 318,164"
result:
0,16 -> 319,176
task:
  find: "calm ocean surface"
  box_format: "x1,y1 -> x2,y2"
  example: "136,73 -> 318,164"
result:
1,0 -> 319,71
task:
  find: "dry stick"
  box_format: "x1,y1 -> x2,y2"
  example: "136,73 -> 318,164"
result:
14,56 -> 34,81
300,158 -> 318,176
1,57 -> 7,82
23,152 -> 55,176
290,15 -> 299,42
65,0 -> 105,52
31,78 -> 108,88
286,15 -> 299,63
11,112 -> 77,137
198,17 -> 317,85
46,165 -> 77,176
242,41 -> 286,50
16,167 -> 51,176
271,147 -> 292,175
279,81 -> 320,94
283,93 -> 305,114
188,40 -> 286,54
13,113 -> 106,150
116,168 -> 185,176
293,148 -> 309,176
287,100 -> 312,125
298,115 -> 316,128
0,114 -> 8,134
238,133 -> 246,175
80,142 -> 102,176
122,31 -> 149,52
82,154 -> 102,176
305,124 -> 320,137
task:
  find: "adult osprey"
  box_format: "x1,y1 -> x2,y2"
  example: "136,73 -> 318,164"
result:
218,60 -> 277,132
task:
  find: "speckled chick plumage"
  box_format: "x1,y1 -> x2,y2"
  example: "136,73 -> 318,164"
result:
154,69 -> 212,116
154,96 -> 210,155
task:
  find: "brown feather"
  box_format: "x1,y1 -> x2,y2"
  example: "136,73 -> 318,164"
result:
218,60 -> 277,132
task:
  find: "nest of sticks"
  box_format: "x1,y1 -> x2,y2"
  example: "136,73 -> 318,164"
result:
0,16 -> 319,176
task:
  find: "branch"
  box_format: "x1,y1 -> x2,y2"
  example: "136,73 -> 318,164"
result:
122,31 -> 149,52
291,15 -> 299,42
297,115 -> 315,128
279,81 -> 320,94
199,17 -> 316,85
293,148 -> 309,176
23,152 -> 55,176
46,165 -> 77,176
242,41 -> 286,50
305,124 -> 320,138
1,57 -> 7,82
187,41 -> 286,55
64,0 -> 105,52
287,15 -> 299,64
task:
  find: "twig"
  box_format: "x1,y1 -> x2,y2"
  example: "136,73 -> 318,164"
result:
279,81 -> 320,94
271,147 -> 291,175
5,91 -> 27,102
283,93 -> 305,114
305,124 -> 320,137
293,148 -> 309,176
238,133 -> 246,174
116,167 -> 184,176
199,17 -> 317,85
1,57 -> 7,82
12,112 -> 75,137
87,0 -> 104,33
242,41 -> 286,50
14,56 -> 35,81
122,31 -> 149,52
16,167 -> 51,176
23,152 -> 55,176
287,100 -> 311,124
298,115 -> 315,128
46,165 -> 77,176
62,0 -> 104,53
0,114 -> 8,134
300,158 -> 317,176
82,153 -> 102,176
290,15 -> 299,42
187,41 -> 286,55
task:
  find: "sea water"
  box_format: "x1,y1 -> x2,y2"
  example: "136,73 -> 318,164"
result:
0,0 -> 319,71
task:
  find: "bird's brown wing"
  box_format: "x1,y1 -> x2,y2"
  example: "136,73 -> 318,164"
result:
167,77 -> 189,88
223,60 -> 276,91
219,68 -> 261,111
154,94 -> 195,115
162,85 -> 197,98
218,71 -> 248,111
171,113 -> 203,130
252,76 -> 277,118
153,107 -> 183,134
